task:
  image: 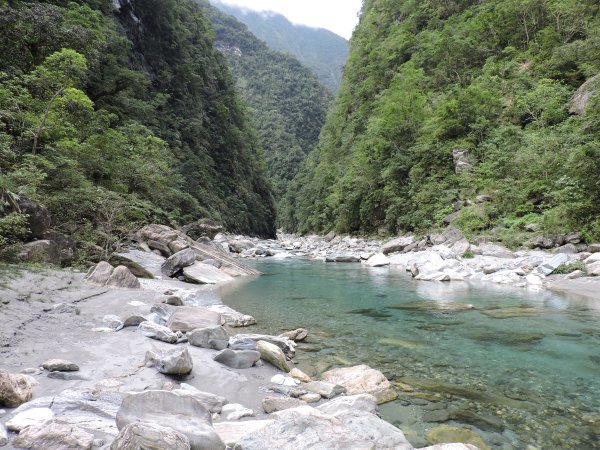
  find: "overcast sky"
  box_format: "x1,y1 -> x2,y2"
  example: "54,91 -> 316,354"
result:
215,0 -> 363,39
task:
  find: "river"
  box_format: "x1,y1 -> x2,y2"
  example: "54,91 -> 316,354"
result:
217,258 -> 600,449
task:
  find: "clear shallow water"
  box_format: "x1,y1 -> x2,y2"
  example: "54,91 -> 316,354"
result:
218,259 -> 600,449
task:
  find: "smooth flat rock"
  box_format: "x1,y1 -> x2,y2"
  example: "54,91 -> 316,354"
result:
183,262 -> 235,284
213,349 -> 260,369
167,307 -> 221,333
42,359 -> 79,372
321,365 -> 398,404
116,390 -> 224,450
0,370 -> 33,407
12,420 -> 94,450
138,321 -> 178,343
188,325 -> 229,350
110,422 -> 190,450
145,347 -> 193,375
257,340 -> 293,372
6,407 -> 54,431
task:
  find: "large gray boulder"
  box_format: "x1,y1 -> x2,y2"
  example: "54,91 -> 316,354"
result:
173,387 -> 228,414
213,349 -> 260,369
7,389 -> 124,436
183,262 -> 235,284
317,394 -> 378,417
110,422 -> 191,450
321,365 -> 397,404
188,325 -> 229,350
167,307 -> 221,333
233,406 -> 376,450
303,381 -> 346,399
12,420 -> 94,450
0,370 -> 33,407
382,236 -> 415,255
19,240 -> 60,265
84,262 -> 140,289
84,261 -> 114,285
116,390 -> 224,450
162,248 -> 197,277
145,347 -> 193,375
138,321 -> 178,344
105,265 -> 141,289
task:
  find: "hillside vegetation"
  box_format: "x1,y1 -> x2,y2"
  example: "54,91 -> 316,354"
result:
199,2 -> 332,220
212,1 -> 349,93
0,0 -> 275,261
286,0 -> 600,244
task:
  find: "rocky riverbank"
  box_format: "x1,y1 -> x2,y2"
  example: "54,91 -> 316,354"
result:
220,226 -> 600,301
0,224 -> 481,449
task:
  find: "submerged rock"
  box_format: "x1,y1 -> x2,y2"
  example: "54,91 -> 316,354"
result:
480,307 -> 542,319
426,425 -> 489,450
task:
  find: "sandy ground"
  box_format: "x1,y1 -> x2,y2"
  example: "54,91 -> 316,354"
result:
545,274 -> 600,302
0,267 -> 279,449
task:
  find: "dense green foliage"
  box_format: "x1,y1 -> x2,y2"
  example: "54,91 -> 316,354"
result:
0,0 -> 276,256
198,1 -> 332,220
287,0 -> 600,241
212,1 -> 349,93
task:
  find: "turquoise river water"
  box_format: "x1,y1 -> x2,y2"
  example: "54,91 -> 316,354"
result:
217,259 -> 600,449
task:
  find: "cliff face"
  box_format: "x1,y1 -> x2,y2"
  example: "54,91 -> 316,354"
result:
0,0 -> 276,255
199,1 -> 332,224
287,0 -> 600,243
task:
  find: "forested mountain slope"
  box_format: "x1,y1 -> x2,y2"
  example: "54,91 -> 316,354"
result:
197,1 -> 332,220
0,0 -> 275,262
286,0 -> 600,243
211,1 -> 349,93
